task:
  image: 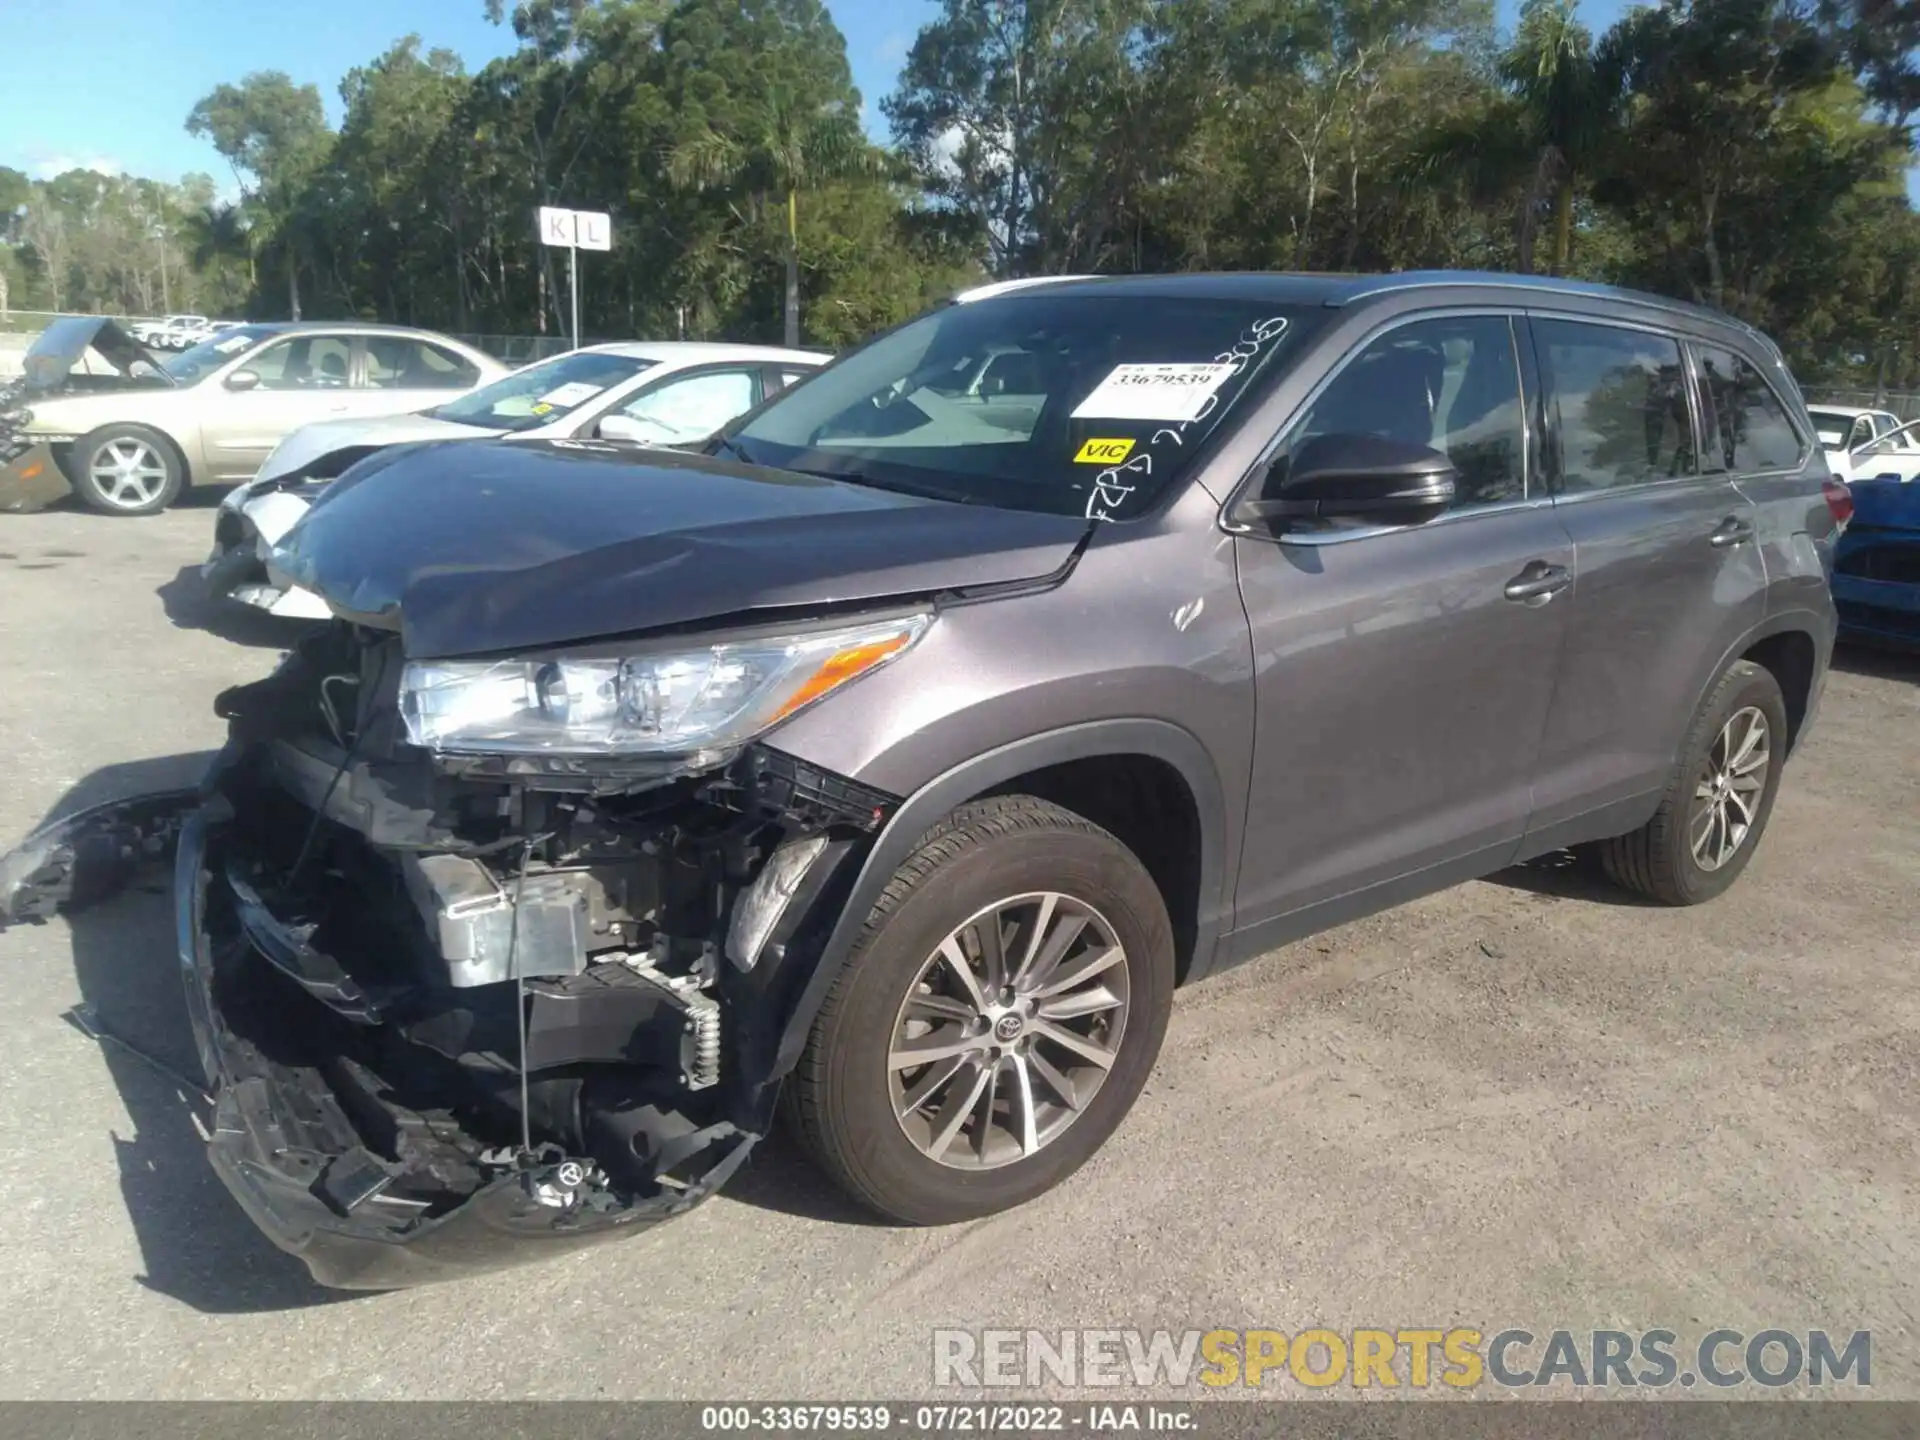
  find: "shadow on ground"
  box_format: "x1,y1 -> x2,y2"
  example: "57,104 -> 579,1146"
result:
1483,845 -> 1662,908
6,757 -> 352,1314
721,1127 -> 891,1228
156,563 -> 316,650
1832,639 -> 1920,683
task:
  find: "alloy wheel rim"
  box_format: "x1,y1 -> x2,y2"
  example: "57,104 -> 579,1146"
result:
90,439 -> 167,508
888,891 -> 1130,1170
1690,705 -> 1770,872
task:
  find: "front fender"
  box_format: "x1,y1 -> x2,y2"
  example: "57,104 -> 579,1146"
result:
740,719 -> 1230,1124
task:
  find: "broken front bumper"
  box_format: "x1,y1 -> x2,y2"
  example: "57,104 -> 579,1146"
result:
170,802 -> 755,1290
204,488 -> 333,620
0,442 -> 71,514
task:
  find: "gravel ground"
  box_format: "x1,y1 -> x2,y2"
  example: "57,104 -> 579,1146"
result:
0,500 -> 1914,1402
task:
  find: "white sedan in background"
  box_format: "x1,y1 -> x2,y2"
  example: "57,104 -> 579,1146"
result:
205,340 -> 828,618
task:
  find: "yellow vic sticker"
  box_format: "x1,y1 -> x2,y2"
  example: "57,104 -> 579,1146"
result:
1075,437 -> 1135,465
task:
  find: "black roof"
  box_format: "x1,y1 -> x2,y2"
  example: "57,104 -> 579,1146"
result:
991,269 -> 1755,334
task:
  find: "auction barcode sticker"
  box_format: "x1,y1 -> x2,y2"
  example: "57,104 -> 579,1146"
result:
1071,362 -> 1236,422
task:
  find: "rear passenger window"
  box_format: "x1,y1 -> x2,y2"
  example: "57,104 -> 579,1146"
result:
1694,346 -> 1803,473
1285,315 -> 1527,507
1537,320 -> 1694,491
365,337 -> 481,390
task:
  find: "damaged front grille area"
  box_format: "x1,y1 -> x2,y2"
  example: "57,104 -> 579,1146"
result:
184,622 -> 896,1282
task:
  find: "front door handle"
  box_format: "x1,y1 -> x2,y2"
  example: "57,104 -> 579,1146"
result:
1504,561 -> 1573,605
1709,515 -> 1755,548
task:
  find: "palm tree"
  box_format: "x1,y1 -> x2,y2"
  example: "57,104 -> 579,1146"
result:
668,88 -> 883,347
185,202 -> 255,286
1408,0 -> 1615,274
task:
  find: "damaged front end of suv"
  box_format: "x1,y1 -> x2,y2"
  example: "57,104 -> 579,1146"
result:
6,613 -> 913,1288
2,573 -> 952,1290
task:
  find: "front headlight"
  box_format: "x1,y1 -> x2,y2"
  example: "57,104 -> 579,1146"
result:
400,613 -> 931,756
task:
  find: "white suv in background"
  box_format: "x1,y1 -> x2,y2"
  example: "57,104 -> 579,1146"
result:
205,340 -> 827,618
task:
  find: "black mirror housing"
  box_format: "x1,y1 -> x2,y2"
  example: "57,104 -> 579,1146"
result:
1233,433 -> 1458,530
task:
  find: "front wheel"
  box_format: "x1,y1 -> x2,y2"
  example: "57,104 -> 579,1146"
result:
1599,659 -> 1789,905
787,795 -> 1175,1224
69,425 -> 185,515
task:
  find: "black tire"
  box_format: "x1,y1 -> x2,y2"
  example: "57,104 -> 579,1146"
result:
68,424 -> 185,515
1598,659 -> 1789,905
787,795 -> 1175,1224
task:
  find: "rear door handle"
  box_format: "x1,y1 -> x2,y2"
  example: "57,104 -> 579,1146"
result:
1504,561 -> 1573,604
1709,516 -> 1755,547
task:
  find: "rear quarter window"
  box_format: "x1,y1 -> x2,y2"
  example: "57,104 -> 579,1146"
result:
1695,345 -> 1805,473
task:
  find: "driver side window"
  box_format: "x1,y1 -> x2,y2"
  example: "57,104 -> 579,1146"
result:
244,336 -> 353,391
1278,316 -> 1528,508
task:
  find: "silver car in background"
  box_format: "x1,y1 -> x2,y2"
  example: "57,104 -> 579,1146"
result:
206,340 -> 826,618
1,317 -> 505,515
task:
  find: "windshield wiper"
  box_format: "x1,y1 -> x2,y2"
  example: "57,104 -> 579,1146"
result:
711,433 -> 757,466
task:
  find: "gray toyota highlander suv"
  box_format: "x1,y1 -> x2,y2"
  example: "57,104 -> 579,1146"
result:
0,271 -> 1844,1287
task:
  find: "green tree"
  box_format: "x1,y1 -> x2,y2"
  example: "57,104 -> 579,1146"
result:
1407,0 -> 1614,273
186,71 -> 332,317
668,85 -> 881,345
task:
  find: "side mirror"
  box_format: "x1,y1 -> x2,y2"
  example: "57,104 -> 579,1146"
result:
597,413 -> 657,445
1232,433 -> 1457,530
226,370 -> 261,392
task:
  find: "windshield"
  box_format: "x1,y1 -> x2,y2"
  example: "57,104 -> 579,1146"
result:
1808,410 -> 1852,447
728,293 -> 1317,519
426,351 -> 656,432
160,326 -> 277,384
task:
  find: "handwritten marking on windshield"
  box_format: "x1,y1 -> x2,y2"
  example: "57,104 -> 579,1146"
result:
1086,453 -> 1153,522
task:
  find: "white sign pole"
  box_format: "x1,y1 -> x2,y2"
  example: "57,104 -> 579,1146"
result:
538,206 -> 611,354
569,244 -> 580,353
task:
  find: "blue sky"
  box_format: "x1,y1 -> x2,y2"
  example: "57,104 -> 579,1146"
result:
0,0 -> 944,186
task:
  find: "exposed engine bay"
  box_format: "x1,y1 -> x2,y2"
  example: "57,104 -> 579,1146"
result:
4,619 -> 897,1285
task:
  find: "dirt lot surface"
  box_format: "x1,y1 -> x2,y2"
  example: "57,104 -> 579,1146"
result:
0,500 -> 1914,1401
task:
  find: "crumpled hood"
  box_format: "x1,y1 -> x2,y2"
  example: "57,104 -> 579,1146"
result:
255,410 -> 498,487
21,316 -> 169,396
271,438 -> 1090,657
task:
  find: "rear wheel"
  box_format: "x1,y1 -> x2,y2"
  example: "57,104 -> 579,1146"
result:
788,796 -> 1175,1224
69,425 -> 185,515
1598,660 -> 1788,905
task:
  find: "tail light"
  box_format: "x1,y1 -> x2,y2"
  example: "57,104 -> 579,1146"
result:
1822,477 -> 1853,527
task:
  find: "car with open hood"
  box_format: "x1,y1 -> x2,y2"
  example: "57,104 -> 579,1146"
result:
205,341 -> 827,619
0,317 -> 506,515
0,272 -> 1840,1289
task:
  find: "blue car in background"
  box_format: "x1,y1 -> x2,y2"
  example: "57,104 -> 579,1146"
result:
1832,477 -> 1920,649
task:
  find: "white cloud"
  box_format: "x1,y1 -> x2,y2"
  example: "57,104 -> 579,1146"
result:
29,155 -> 124,180
876,31 -> 911,65
931,124 -> 966,178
